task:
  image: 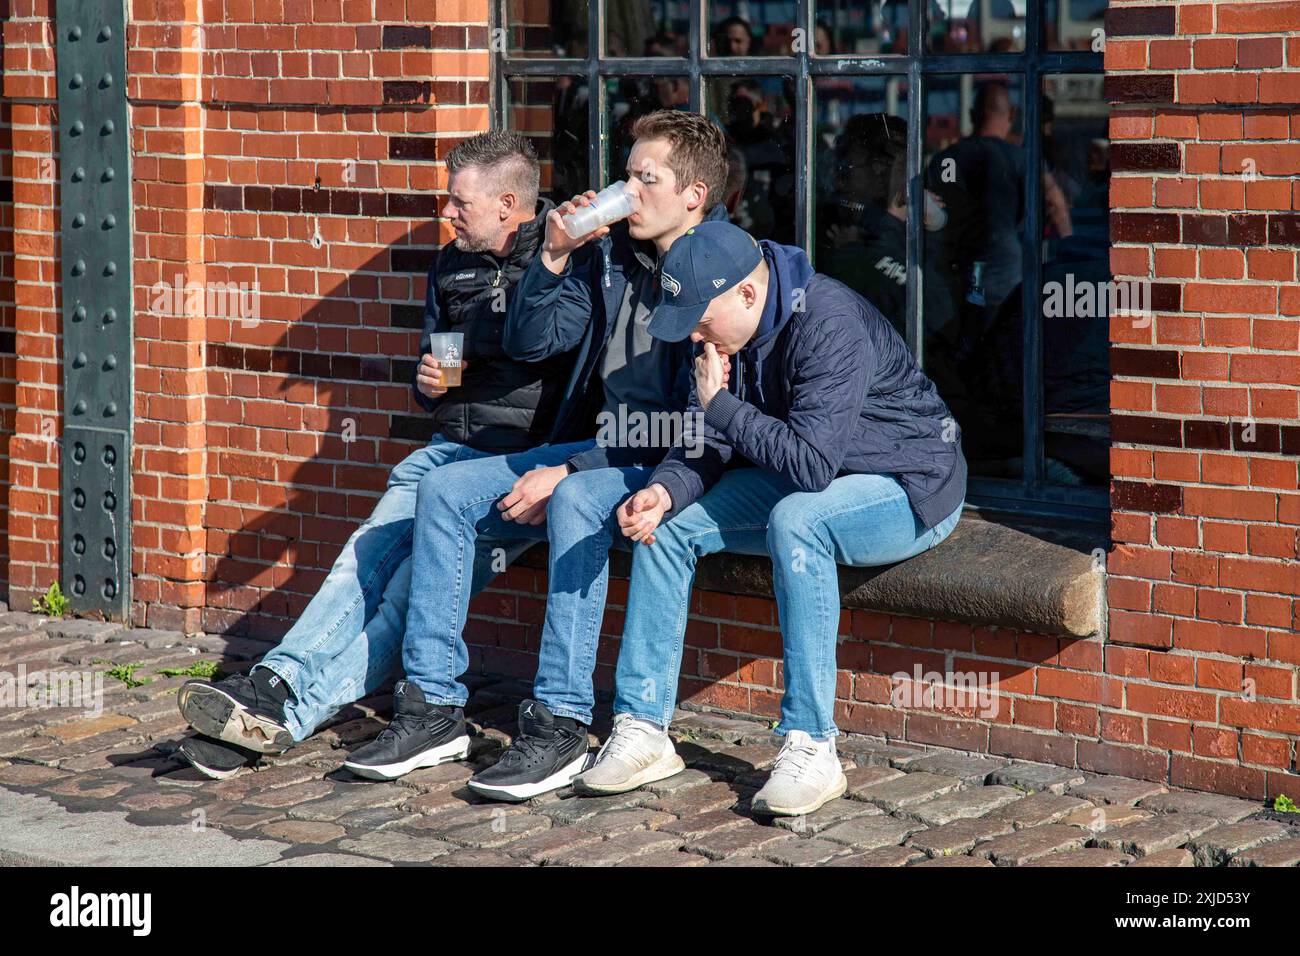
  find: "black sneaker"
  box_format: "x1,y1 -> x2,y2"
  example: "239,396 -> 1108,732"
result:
176,733 -> 260,780
467,700 -> 592,802
177,667 -> 294,755
342,680 -> 470,781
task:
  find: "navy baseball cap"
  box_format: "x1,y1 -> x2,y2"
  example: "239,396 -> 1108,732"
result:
649,221 -> 763,342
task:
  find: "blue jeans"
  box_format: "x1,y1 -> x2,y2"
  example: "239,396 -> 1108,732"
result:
402,439 -> 652,724
612,469 -> 964,739
255,434 -> 518,741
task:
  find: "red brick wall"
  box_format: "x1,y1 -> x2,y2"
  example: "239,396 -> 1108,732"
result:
0,84 -> 15,594
1,0 -> 1298,801
1,0 -> 59,605
1102,0 -> 1300,800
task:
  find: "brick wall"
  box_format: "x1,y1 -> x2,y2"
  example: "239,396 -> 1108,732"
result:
1,0 -> 59,604
1,0 -> 1299,802
0,78 -> 15,593
1101,0 -> 1300,800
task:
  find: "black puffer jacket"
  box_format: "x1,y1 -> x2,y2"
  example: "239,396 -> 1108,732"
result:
412,199 -> 573,452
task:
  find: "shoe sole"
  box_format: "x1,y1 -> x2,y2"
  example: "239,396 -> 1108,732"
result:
573,750 -> 685,796
467,749 -> 594,803
177,682 -> 294,755
342,734 -> 472,781
751,772 -> 848,817
177,745 -> 246,781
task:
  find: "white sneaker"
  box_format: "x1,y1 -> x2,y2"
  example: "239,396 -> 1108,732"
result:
751,730 -> 847,816
573,714 -> 685,795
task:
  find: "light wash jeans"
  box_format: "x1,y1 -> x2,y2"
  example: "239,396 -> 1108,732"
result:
402,438 -> 653,724
256,434 -> 520,741
612,468 -> 964,739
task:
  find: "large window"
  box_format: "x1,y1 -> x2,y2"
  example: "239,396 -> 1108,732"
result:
494,0 -> 1110,520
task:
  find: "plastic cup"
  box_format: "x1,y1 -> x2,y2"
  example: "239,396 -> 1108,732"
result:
428,332 -> 463,387
562,181 -> 641,238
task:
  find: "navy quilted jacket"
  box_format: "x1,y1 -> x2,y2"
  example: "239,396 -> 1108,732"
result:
651,240 -> 968,530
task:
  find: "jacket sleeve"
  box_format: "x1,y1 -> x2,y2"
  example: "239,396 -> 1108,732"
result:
702,313 -> 872,494
412,259 -> 447,414
503,247 -> 597,363
645,356 -> 734,520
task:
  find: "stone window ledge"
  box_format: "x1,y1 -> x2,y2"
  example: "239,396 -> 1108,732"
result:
514,511 -> 1107,639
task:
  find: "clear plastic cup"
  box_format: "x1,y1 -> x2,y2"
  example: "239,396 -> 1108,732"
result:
562,181 -> 642,238
428,332 -> 464,387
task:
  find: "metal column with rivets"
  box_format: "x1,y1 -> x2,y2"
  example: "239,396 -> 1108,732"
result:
55,0 -> 132,619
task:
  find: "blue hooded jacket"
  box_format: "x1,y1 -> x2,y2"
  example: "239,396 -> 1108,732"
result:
651,240 -> 968,530
503,203 -> 733,472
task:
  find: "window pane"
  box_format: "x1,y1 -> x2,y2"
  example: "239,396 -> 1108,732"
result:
812,76 -> 910,337
505,0 -> 590,56
814,0 -> 909,55
606,76 -> 692,182
507,76 -> 592,203
1040,73 -> 1110,487
705,77 -> 797,242
927,0 -> 1027,54
922,73 -> 1026,481
605,0 -> 690,57
706,1 -> 795,56
1044,0 -> 1107,52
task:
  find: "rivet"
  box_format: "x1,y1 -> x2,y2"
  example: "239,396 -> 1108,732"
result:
98,25 -> 112,40
72,167 -> 85,182
104,401 -> 118,417
102,119 -> 115,135
72,399 -> 86,415
71,260 -> 85,276
102,308 -> 116,323
73,576 -> 86,596
72,213 -> 85,227
103,214 -> 115,229
70,73 -> 83,89
103,354 -> 117,370
103,167 -> 115,181
73,488 -> 86,508
104,261 -> 117,276
69,26 -> 82,40
71,120 -> 84,135
73,352 -> 87,368
100,73 -> 113,88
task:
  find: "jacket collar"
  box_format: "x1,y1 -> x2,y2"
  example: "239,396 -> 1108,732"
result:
498,197 -> 555,266
743,240 -> 815,360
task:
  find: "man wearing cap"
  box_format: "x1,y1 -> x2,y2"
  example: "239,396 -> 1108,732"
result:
573,220 -> 968,816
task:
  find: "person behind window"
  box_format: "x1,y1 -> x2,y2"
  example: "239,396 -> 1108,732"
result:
712,15 -> 753,56
605,0 -> 653,57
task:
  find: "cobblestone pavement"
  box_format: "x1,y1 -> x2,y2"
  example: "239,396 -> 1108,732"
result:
1,612 -> 1298,867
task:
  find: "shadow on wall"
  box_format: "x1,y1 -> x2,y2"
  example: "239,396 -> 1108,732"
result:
198,225 -> 476,642
0,100 -> 21,600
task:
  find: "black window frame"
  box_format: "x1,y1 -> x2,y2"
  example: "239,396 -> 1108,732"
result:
491,0 -> 1109,522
